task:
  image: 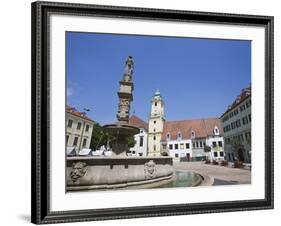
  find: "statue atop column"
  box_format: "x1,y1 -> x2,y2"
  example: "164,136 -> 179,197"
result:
123,56 -> 134,82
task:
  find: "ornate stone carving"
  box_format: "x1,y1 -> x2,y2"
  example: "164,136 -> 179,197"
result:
117,98 -> 130,120
70,161 -> 87,182
144,160 -> 157,179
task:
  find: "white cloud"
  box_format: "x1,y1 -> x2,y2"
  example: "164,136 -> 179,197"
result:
67,87 -> 73,97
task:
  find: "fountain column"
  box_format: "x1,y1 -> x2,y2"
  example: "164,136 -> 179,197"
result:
103,56 -> 139,156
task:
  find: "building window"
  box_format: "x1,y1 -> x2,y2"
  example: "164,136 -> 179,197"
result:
77,122 -> 82,130
196,141 -> 199,148
214,126 -> 219,135
82,138 -> 87,147
67,119 -> 73,128
242,116 -> 249,125
191,130 -> 195,138
192,142 -> 195,148
180,143 -> 184,149
218,141 -> 223,147
213,152 -> 218,157
186,143 -> 190,149
177,132 -> 182,140
175,144 -> 178,150
162,144 -> 167,150
240,134 -> 244,141
212,141 -> 217,147
169,144 -> 173,150
139,136 -> 143,147
66,135 -> 69,145
85,124 -> 90,132
153,145 -> 156,151
153,136 -> 156,140
235,120 -> 240,128
73,137 -> 78,146
203,142 -> 206,147
240,105 -> 246,112
166,133 -> 170,140
155,102 -> 157,106
237,119 -> 241,127
248,114 -> 251,122
139,153 -> 143,157
220,152 -> 224,157
175,153 -> 179,158
154,120 -> 156,124
153,128 -> 156,132
199,141 -> 203,148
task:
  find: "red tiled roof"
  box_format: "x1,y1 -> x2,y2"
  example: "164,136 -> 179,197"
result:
221,86 -> 251,117
66,105 -> 95,123
161,118 -> 223,140
129,115 -> 148,130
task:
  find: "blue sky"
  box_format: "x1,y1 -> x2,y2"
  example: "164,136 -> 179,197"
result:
66,32 -> 251,125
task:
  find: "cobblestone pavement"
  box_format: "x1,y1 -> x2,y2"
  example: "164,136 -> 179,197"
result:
174,161 -> 251,184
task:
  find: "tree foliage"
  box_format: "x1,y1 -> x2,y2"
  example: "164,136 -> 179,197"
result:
230,137 -> 243,151
90,123 -> 111,150
230,137 -> 244,160
204,145 -> 211,153
90,123 -> 137,150
204,145 -> 212,161
127,135 -> 136,148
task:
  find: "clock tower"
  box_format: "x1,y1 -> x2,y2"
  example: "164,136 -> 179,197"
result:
148,90 -> 165,156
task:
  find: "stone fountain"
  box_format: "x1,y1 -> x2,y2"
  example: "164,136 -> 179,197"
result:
66,56 -> 173,191
103,56 -> 140,157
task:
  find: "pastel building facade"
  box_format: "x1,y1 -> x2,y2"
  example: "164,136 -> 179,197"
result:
220,86 -> 251,163
66,106 -> 95,153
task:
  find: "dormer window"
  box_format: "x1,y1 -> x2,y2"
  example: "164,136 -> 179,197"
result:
191,130 -> 195,139
166,133 -> 170,140
177,132 -> 182,140
214,126 -> 219,135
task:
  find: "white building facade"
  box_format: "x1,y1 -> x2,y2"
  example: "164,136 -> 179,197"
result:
129,115 -> 148,157
161,119 -> 224,161
220,87 -> 251,163
145,90 -> 225,161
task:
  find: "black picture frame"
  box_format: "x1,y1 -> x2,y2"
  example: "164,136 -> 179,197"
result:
31,1 -> 274,224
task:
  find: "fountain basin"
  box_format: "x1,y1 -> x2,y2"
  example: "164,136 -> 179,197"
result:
66,156 -> 173,191
103,124 -> 140,136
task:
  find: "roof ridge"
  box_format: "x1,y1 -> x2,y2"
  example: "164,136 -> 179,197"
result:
166,117 -> 219,123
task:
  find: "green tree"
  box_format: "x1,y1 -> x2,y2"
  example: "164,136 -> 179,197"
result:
204,145 -> 212,160
90,123 -> 111,150
230,137 -> 243,161
127,135 -> 136,148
